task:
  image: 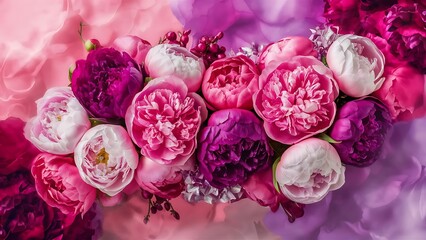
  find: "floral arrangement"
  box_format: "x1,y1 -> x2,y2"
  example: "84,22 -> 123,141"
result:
1,0 -> 425,239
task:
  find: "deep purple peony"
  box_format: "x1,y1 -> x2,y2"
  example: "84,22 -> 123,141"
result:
0,171 -> 66,239
71,48 -> 143,119
197,109 -> 273,189
330,99 -> 392,167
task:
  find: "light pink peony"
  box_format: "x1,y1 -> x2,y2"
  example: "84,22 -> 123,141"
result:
125,76 -> 207,166
24,87 -> 91,155
276,138 -> 345,204
112,35 -> 152,64
135,156 -> 194,199
74,124 -> 139,196
258,36 -> 317,70
373,65 -> 426,121
327,34 -> 385,97
253,56 -> 338,145
31,153 -> 96,215
144,44 -> 205,92
202,55 -> 259,110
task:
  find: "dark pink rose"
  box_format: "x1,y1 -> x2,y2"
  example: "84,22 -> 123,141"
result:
31,153 -> 97,215
0,117 -> 39,175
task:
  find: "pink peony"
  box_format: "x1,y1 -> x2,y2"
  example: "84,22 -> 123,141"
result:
31,153 -> 96,215
202,55 -> 259,110
276,138 -> 345,204
135,156 -> 194,199
144,44 -> 205,92
253,56 -> 338,145
24,87 -> 91,155
111,35 -> 152,64
243,168 -> 286,212
326,34 -> 385,97
0,117 -> 40,175
74,124 -> 139,196
125,76 -> 207,166
373,64 -> 426,121
258,36 -> 317,70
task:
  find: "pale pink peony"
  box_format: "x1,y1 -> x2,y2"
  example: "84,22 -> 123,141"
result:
74,124 -> 139,196
276,138 -> 345,204
31,153 -> 96,215
144,44 -> 205,92
125,76 -> 207,166
112,35 -> 152,64
258,36 -> 317,70
24,87 -> 91,155
253,56 -> 338,145
135,156 -> 194,199
327,34 -> 385,97
202,55 -> 259,110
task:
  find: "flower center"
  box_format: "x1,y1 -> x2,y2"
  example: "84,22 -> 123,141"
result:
96,148 -> 109,164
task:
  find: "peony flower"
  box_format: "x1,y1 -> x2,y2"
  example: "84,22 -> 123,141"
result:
359,0 -> 396,11
384,4 -> 426,73
329,99 -> 392,167
197,109 -> 273,189
24,87 -> 91,155
0,171 -> 67,239
323,0 -> 361,34
202,55 -> 259,110
111,35 -> 152,64
253,56 -> 339,145
144,44 -> 205,92
135,156 -> 194,199
326,34 -> 385,97
373,65 -> 426,121
71,48 -> 143,119
125,76 -> 207,166
0,117 -> 39,175
74,124 -> 139,196
31,153 -> 97,215
243,168 -> 287,212
275,138 -> 345,204
258,36 -> 317,70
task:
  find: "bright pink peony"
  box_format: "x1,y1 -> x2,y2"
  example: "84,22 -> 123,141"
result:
253,56 -> 338,145
373,64 -> 426,121
258,36 -> 317,70
135,156 -> 194,199
125,76 -> 207,166
31,153 -> 96,215
202,55 -> 259,110
111,35 -> 152,64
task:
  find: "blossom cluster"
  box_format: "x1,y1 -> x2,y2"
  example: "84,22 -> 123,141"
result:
5,7 -> 424,225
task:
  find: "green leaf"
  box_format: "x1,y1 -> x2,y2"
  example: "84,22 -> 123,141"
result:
272,157 -> 281,194
144,77 -> 153,84
321,55 -> 328,67
317,133 -> 341,144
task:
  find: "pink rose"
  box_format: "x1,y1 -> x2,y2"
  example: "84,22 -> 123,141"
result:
373,65 -> 426,121
0,117 -> 40,175
125,76 -> 207,166
144,44 -> 205,92
327,34 -> 385,97
276,138 -> 345,204
74,124 -> 139,196
135,156 -> 194,199
112,35 -> 152,64
242,168 -> 286,212
24,87 -> 91,155
253,56 -> 338,145
258,36 -> 317,70
202,55 -> 259,110
31,153 -> 96,215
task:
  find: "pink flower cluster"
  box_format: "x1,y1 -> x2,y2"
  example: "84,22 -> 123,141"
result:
16,20 -> 423,225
